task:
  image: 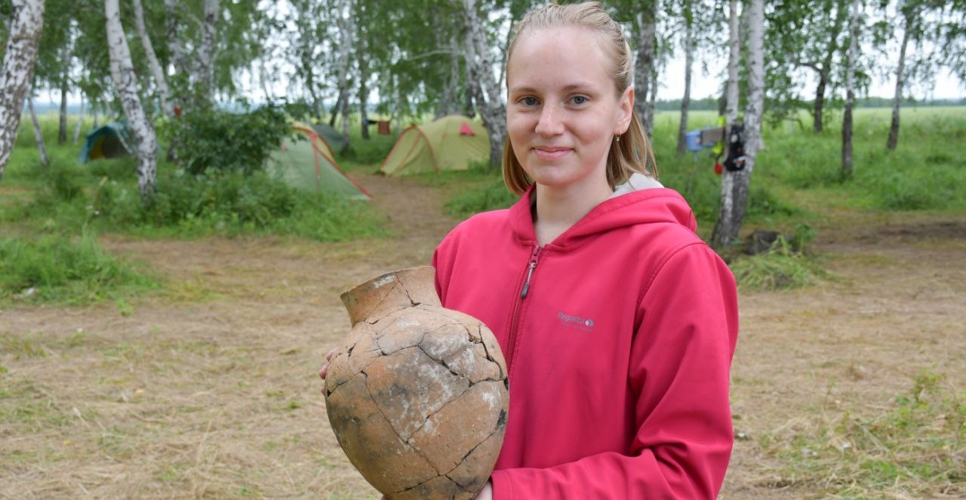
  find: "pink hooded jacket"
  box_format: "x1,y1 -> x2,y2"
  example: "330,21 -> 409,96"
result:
432,178 -> 739,499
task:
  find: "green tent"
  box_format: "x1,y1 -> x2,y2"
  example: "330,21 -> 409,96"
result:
311,122 -> 346,152
379,115 -> 489,176
78,121 -> 131,164
267,122 -> 371,200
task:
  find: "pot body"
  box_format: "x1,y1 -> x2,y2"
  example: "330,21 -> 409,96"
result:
325,266 -> 509,500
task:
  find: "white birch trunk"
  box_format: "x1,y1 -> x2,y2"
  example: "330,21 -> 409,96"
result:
887,3 -> 914,151
635,5 -> 658,137
842,0 -> 861,175
0,0 -> 46,179
334,0 -> 354,151
462,0 -> 506,167
165,0 -> 189,77
133,0 -> 172,116
106,0 -> 157,202
195,0 -> 220,106
27,97 -> 49,166
58,42 -> 71,144
645,0 -> 662,138
436,31 -> 461,119
712,0 -> 742,249
725,0 -> 740,126
73,96 -> 85,144
676,13 -> 694,156
713,0 -> 763,248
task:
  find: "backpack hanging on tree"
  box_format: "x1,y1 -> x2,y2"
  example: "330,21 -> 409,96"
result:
723,123 -> 747,172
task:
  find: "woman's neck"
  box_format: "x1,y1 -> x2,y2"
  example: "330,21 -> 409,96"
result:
532,182 -> 613,245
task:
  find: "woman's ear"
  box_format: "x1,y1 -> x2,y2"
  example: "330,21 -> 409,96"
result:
616,87 -> 634,135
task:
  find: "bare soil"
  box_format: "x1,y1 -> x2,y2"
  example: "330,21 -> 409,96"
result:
1,171 -> 964,499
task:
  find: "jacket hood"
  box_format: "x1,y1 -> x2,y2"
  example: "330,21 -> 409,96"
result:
509,173 -> 698,249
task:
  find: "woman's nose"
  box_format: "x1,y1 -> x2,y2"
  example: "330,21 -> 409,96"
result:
534,104 -> 564,136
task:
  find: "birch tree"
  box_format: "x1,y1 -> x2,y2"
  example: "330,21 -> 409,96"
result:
725,0 -> 740,126
940,0 -> 966,82
132,0 -> 172,116
675,0 -> 695,155
56,41 -> 70,144
886,0 -> 920,151
333,0 -> 355,151
355,0 -> 372,140
634,1 -> 659,137
711,0 -> 741,249
27,96 -> 49,166
712,0 -> 763,249
0,0 -> 46,179
287,0 -> 330,119
72,95 -> 84,144
842,0 -> 861,176
195,0 -> 220,105
462,0 -> 507,167
105,0 -> 157,202
29,0 -> 70,144
164,0 -> 189,77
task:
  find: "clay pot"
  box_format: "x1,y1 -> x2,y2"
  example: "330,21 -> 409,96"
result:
324,266 -> 509,500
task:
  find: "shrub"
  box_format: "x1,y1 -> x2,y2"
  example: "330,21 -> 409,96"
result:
162,102 -> 291,176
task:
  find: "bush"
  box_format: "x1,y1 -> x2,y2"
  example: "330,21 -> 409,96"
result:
86,169 -> 386,241
163,102 -> 291,176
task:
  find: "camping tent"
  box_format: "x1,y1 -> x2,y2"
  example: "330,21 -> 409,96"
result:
379,115 -> 489,176
311,122 -> 345,153
78,121 -> 131,164
266,122 -> 371,200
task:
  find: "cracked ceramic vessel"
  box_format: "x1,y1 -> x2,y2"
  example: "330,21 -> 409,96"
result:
324,266 -> 509,500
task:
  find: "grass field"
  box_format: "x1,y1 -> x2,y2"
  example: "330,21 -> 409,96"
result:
1,106 -> 964,499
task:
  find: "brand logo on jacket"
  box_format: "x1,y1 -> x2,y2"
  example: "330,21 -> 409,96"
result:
557,312 -> 595,332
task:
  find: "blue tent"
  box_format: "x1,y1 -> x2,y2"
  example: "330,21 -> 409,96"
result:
78,121 -> 131,164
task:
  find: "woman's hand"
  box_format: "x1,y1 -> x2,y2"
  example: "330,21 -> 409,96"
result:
473,481 -> 493,500
318,348 -> 337,393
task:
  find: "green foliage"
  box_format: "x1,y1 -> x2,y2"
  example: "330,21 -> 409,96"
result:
756,107 -> 966,212
0,229 -> 159,305
163,103 -> 291,176
760,370 -> 966,497
91,169 -> 387,242
336,132 -> 397,166
3,114 -> 388,243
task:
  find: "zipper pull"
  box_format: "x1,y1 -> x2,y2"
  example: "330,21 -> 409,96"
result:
521,246 -> 541,298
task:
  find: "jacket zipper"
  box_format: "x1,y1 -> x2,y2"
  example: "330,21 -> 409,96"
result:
507,245 -> 541,371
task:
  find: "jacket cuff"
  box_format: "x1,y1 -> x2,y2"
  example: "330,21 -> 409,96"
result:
490,470 -> 512,500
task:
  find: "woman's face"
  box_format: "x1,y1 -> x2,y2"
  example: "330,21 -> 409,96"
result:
506,26 -> 632,196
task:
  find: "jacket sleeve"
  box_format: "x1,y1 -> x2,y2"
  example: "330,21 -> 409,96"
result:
489,242 -> 739,500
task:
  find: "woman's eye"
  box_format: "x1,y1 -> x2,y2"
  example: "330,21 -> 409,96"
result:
571,96 -> 588,105
521,97 -> 538,106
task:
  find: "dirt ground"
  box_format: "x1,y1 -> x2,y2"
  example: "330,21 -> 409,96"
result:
1,171 -> 964,499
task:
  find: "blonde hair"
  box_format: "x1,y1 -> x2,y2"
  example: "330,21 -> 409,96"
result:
502,1 -> 657,196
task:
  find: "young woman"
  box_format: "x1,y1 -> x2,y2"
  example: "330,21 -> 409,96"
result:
324,3 -> 739,499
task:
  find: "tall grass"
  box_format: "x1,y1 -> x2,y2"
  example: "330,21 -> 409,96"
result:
0,228 -> 159,305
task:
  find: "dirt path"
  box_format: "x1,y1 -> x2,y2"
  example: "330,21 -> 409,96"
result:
1,173 -> 964,499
